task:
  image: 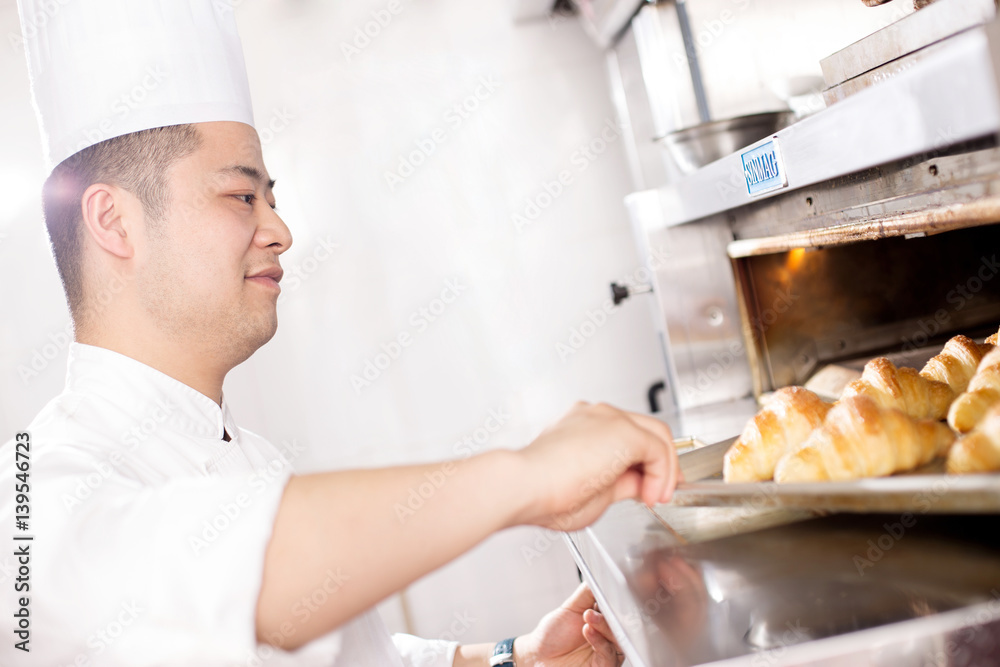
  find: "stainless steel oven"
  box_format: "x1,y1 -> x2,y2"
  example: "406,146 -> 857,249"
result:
567,1 -> 1000,665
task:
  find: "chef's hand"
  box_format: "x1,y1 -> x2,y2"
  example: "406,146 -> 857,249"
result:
514,402 -> 679,532
513,583 -> 624,667
259,401 -> 677,651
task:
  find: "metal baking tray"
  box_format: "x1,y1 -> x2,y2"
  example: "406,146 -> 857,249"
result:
668,437 -> 1000,514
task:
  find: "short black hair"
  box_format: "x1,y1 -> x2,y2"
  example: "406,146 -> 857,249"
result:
41,124 -> 202,321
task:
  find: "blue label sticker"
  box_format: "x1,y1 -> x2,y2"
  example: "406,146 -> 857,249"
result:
741,138 -> 787,197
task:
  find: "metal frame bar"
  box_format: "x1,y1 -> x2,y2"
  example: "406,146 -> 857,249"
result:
627,25 -> 1000,231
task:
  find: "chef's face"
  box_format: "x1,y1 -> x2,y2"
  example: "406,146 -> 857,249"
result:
136,121 -> 293,366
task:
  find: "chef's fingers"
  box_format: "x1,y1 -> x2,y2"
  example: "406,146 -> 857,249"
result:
561,582 -> 596,614
583,608 -> 619,647
626,412 -> 673,445
611,468 -> 643,504
624,412 -> 677,505
583,621 -> 622,667
622,412 -> 679,505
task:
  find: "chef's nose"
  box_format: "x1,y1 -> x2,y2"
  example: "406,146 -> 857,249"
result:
255,205 -> 293,254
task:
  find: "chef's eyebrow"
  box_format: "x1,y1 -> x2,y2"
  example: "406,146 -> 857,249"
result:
218,164 -> 276,191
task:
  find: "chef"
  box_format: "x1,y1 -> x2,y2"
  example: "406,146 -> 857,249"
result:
2,1 -> 680,665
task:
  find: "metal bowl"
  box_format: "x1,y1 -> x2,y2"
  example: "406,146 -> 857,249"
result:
659,111 -> 795,175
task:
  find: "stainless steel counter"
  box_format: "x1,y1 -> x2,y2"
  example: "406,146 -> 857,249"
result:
566,445 -> 1000,666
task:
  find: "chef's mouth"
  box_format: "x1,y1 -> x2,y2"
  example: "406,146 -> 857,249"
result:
245,267 -> 284,290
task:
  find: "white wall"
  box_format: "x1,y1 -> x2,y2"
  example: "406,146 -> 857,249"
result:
0,0 -> 666,644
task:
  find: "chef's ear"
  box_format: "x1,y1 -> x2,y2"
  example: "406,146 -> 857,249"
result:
80,183 -> 137,260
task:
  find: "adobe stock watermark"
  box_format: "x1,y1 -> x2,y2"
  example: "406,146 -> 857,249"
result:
554,300 -> 618,363
18,269 -> 132,385
8,0 -> 71,53
171,107 -> 295,223
521,526 -> 572,566
853,475 -> 955,576
65,64 -> 170,158
351,278 -> 468,394
245,567 -> 352,665
669,0 -> 751,74
340,0 -> 407,62
521,448 -> 633,564
619,579 -> 675,635
16,323 -> 74,386
512,118 -> 623,232
748,620 -> 811,667
189,439 -> 307,556
923,589 -> 1000,667
394,407 -> 511,523
901,254 -> 1000,351
726,482 -> 781,534
680,341 -> 741,404
555,246 -> 671,362
384,76 -> 503,191
899,124 -> 960,171
852,514 -> 917,576
276,235 -> 340,303
60,398 -> 177,513
258,107 -> 296,146
438,610 -> 476,642
76,600 -> 144,663
680,288 -> 797,403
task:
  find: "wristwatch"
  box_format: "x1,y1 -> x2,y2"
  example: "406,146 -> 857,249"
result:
489,637 -> 516,667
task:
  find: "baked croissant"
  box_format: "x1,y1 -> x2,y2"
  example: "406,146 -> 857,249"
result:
723,386 -> 831,482
947,347 -> 1000,433
947,403 -> 1000,473
841,357 -> 953,420
773,395 -> 955,483
986,326 -> 1000,346
920,335 -> 988,396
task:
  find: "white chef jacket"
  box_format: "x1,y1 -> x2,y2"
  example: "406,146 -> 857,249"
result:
0,342 -> 458,666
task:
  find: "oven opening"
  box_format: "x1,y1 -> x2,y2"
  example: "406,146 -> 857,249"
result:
734,224 -> 1000,394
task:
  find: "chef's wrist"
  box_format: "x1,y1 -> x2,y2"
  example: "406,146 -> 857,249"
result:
481,636 -> 532,667
509,636 -> 520,666
511,635 -> 539,667
452,635 -> 536,667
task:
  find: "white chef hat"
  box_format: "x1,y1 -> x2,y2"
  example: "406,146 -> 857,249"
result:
17,0 -> 255,169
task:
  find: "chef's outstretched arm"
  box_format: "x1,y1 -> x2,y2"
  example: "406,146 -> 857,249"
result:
255,401 -> 678,650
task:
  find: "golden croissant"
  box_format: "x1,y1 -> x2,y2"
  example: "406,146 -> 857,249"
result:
920,335 -> 989,395
723,386 -> 831,482
986,325 -> 1000,346
948,347 -> 1000,433
947,403 -> 1000,473
774,395 -> 954,483
841,357 -> 953,420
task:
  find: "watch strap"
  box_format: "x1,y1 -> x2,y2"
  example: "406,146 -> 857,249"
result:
489,637 -> 516,667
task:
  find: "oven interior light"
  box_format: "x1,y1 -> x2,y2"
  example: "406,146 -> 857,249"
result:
785,247 -> 807,272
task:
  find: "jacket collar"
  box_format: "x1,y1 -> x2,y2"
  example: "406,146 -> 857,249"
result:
65,342 -> 238,442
